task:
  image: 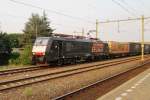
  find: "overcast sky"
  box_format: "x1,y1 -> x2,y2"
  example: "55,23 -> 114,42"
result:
0,0 -> 150,42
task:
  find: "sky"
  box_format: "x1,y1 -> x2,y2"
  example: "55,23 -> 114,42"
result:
0,0 -> 150,42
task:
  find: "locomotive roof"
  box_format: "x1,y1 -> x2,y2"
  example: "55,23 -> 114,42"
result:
36,37 -> 102,43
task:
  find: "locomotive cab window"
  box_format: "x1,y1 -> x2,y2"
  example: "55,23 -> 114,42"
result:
34,38 -> 49,46
51,40 -> 62,51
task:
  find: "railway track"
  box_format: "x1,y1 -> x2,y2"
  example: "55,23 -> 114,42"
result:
0,55 -> 149,92
54,58 -> 150,100
0,55 -> 147,76
0,55 -> 148,76
0,65 -> 49,76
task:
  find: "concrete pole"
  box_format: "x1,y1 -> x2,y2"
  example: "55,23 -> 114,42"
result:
141,15 -> 144,61
96,19 -> 99,39
82,28 -> 84,37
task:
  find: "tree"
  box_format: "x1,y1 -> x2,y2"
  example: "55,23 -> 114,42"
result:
0,32 -> 12,54
0,32 -> 12,65
23,12 -> 53,43
40,12 -> 54,36
8,34 -> 23,48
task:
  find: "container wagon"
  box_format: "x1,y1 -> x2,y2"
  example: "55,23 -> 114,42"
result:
108,41 -> 129,57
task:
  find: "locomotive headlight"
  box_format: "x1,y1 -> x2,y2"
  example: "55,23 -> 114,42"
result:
33,52 -> 35,55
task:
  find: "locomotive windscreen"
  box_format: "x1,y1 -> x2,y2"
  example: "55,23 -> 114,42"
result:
34,37 -> 49,46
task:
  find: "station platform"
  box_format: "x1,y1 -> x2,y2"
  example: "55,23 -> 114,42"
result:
97,67 -> 150,100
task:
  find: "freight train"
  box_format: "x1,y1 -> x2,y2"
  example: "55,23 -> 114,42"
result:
32,36 -> 150,65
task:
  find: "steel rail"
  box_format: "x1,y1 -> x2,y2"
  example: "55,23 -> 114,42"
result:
0,65 -> 49,76
0,55 -> 149,76
54,59 -> 150,100
0,56 -> 149,92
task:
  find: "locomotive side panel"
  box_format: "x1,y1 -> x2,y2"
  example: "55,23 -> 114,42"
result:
63,41 -> 92,58
46,40 -> 62,62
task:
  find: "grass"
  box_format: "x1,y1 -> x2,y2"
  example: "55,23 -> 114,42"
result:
0,66 -> 8,71
0,64 -> 34,71
23,87 -> 33,97
0,65 -> 20,71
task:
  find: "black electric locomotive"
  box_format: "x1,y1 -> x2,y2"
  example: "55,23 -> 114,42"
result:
32,36 -> 106,65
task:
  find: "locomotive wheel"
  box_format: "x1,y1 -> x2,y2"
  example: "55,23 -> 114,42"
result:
57,59 -> 63,66
31,56 -> 36,65
71,59 -> 76,65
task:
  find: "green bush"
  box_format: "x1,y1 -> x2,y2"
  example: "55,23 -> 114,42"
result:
20,45 -> 32,65
9,45 -> 32,65
9,52 -> 20,65
0,54 -> 10,65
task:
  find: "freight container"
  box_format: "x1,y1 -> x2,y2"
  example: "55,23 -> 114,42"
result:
129,42 -> 141,55
108,41 -> 129,55
144,44 -> 150,54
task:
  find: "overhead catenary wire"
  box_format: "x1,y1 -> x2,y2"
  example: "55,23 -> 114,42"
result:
112,0 -> 137,17
0,12 -> 27,19
0,11 -> 85,34
118,0 -> 141,16
99,16 -> 150,23
99,16 -> 150,33
137,0 -> 150,13
119,0 -> 137,11
9,0 -> 94,24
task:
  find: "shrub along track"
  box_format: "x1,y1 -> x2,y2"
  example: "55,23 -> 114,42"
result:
0,55 -> 149,92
